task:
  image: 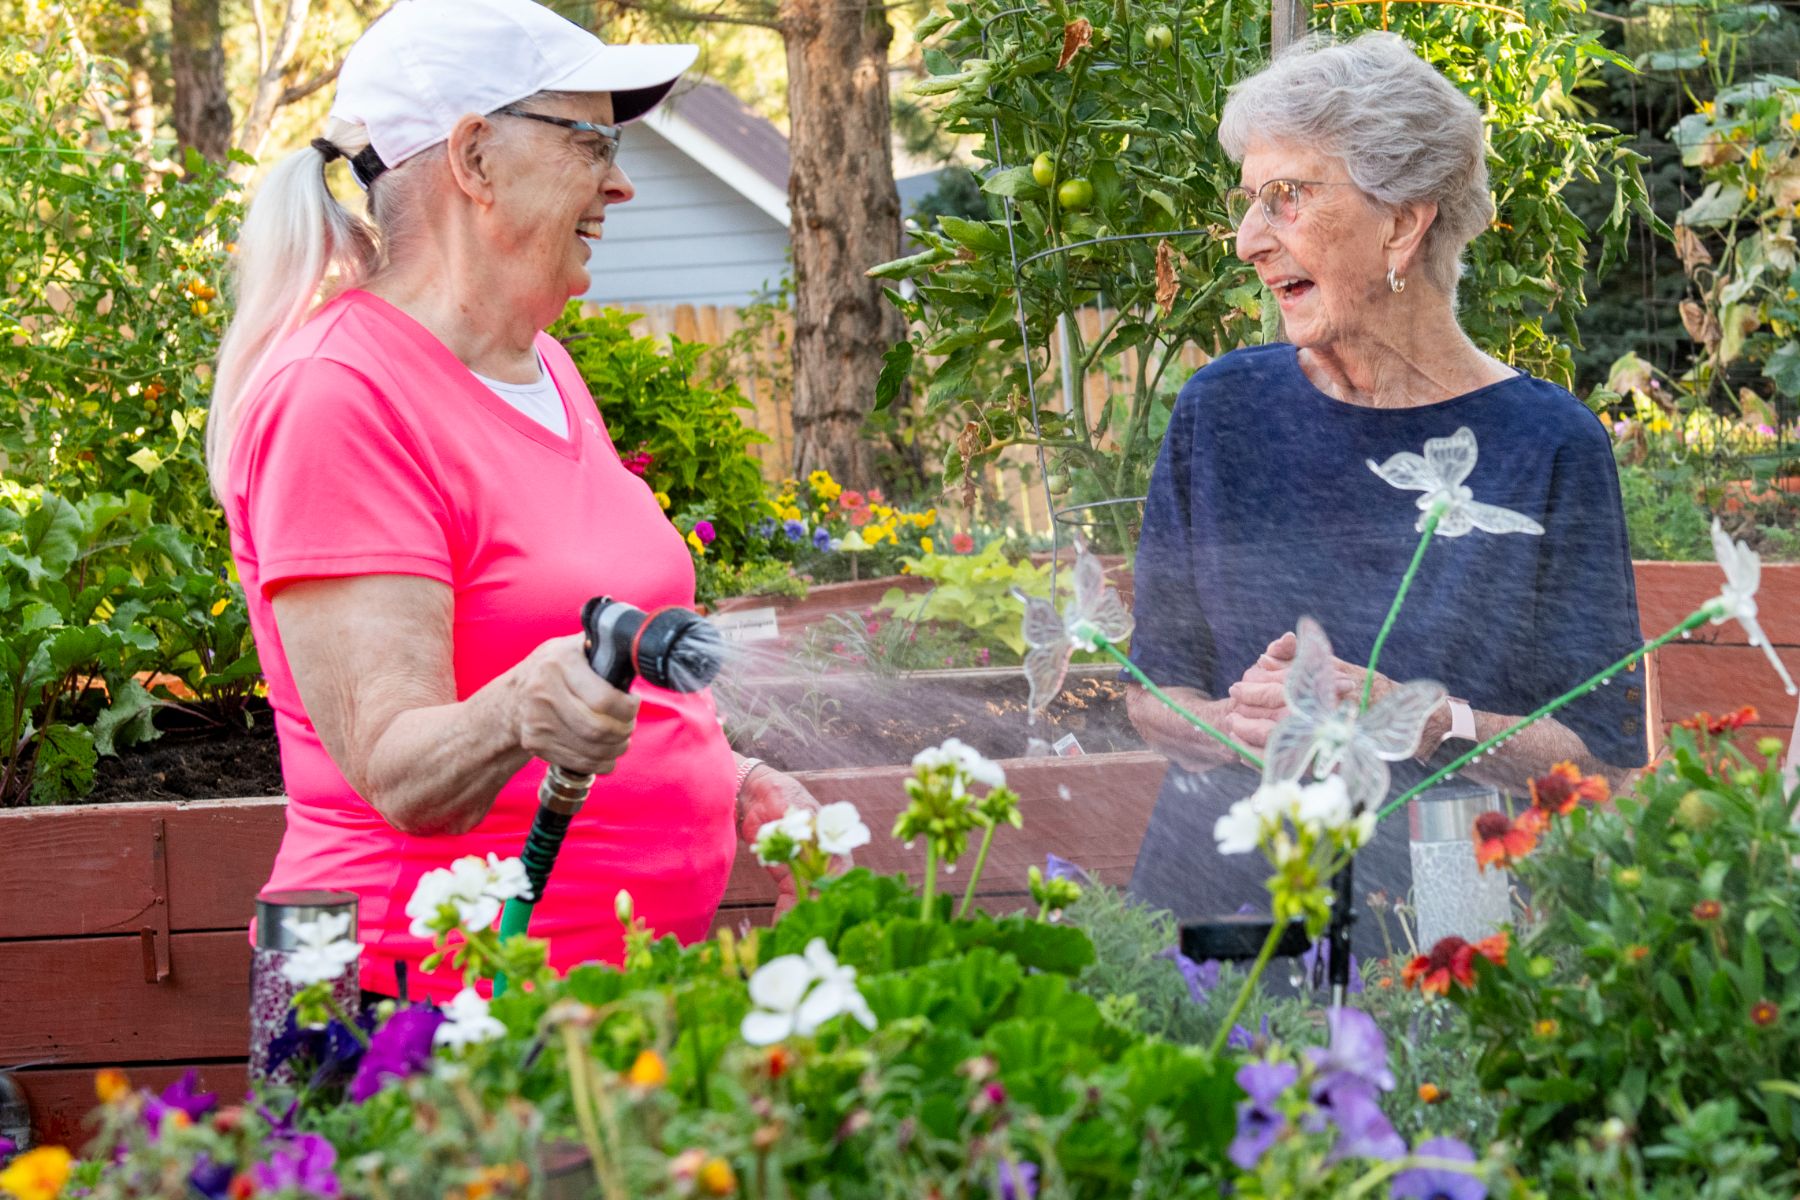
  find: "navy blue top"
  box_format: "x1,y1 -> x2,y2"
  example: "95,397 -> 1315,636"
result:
1129,343 -> 1647,767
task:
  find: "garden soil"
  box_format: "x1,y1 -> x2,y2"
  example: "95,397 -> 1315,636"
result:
76,676 -> 1141,803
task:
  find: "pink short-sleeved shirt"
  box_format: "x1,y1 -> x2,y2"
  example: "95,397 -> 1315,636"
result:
224,290 -> 737,1000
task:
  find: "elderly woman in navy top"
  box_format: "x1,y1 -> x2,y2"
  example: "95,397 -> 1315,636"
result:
1125,33 -> 1648,950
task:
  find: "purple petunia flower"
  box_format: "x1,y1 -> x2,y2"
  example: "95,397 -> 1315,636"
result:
1306,1007 -> 1395,1093
694,520 -> 716,545
189,1153 -> 235,1200
142,1069 -> 217,1135
996,1158 -> 1039,1200
813,527 -> 832,551
1227,1015 -> 1271,1052
1229,1060 -> 1297,1170
1157,946 -> 1221,1004
1391,1137 -> 1485,1200
252,1133 -> 341,1197
783,519 -> 806,541
1300,938 -> 1364,994
1044,853 -> 1090,883
1313,1074 -> 1406,1163
0,1134 -> 14,1159
349,1005 -> 446,1103
265,1009 -> 374,1093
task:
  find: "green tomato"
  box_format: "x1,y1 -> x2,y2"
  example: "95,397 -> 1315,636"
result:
1032,152 -> 1056,188
1045,472 -> 1072,496
1056,177 -> 1095,211
1145,24 -> 1173,51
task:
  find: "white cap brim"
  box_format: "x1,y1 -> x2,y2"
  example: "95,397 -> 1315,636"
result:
543,42 -> 699,123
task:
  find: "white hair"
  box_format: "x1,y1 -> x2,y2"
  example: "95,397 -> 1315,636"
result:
207,92 -> 577,495
1218,31 -> 1492,297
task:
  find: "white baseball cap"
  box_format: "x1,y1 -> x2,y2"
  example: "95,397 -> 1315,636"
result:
329,0 -> 697,176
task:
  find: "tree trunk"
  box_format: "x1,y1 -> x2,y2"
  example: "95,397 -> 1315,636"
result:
781,0 -> 905,484
170,0 -> 233,162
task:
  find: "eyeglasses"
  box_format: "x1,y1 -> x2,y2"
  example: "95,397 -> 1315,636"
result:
492,106 -> 623,172
1223,179 -> 1353,229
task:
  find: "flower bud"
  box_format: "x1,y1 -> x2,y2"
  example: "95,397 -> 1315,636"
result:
1527,955 -> 1555,980
615,890 -> 635,925
1614,867 -> 1642,890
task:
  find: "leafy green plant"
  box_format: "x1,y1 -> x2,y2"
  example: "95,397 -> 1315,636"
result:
876,541 -> 1056,656
1667,74 -> 1800,407
1443,723 -> 1800,1193
549,304 -> 770,562
0,485 -> 214,805
878,0 -> 1656,551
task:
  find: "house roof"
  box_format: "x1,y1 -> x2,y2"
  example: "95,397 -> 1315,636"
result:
645,80 -> 791,226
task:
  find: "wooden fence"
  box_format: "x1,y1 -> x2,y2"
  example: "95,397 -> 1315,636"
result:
588,302 -> 1212,539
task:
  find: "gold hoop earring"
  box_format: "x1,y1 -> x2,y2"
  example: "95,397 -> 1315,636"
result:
1387,268 -> 1406,294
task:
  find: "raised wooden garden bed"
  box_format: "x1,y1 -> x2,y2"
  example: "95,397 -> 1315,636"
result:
1,752 -> 1169,1151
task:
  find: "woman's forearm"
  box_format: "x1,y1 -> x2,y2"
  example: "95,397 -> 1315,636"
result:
1427,706 -> 1638,798
1125,684 -> 1244,772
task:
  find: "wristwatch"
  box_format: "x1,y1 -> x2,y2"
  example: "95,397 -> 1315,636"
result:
1432,697 -> 1476,753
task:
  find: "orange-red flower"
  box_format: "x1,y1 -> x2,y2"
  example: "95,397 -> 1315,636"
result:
1527,762 -> 1610,822
765,1046 -> 794,1080
94,1067 -> 130,1104
1402,932 -> 1508,995
1679,706 -> 1758,735
1692,899 -> 1723,922
1751,1000 -> 1780,1027
1417,1083 -> 1443,1104
1474,810 -> 1537,871
838,490 -> 866,510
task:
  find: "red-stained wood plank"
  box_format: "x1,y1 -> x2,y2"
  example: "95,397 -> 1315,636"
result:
19,1062 -> 249,1153
0,931 -> 250,1065
1653,644 -> 1800,729
1634,561 -> 1800,646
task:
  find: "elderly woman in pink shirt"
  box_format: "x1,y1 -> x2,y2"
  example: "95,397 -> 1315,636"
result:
208,0 -> 823,1001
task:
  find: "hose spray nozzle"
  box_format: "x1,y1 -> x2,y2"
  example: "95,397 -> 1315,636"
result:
581,596 -> 727,694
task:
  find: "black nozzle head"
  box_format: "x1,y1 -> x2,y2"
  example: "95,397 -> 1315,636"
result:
582,596 -> 726,693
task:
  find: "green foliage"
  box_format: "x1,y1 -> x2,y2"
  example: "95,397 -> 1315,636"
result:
1618,458 -> 1717,560
876,541 -> 1056,655
549,304 -> 770,563
1447,725 -> 1800,1193
882,0 -> 1654,550
1667,74 -> 1800,406
0,40 -> 257,807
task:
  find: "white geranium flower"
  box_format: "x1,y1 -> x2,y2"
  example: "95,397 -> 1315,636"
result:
1018,534 -> 1135,715
1214,797 -> 1265,855
405,854 -> 533,940
1367,426 -> 1545,537
434,987 -> 505,1049
911,738 -> 1006,791
277,911 -> 361,987
814,801 -> 872,856
1294,776 -> 1353,833
741,938 -> 878,1045
1264,618 -> 1446,813
1708,519 -> 1796,695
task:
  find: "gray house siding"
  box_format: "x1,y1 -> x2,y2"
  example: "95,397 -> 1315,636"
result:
582,124 -> 790,309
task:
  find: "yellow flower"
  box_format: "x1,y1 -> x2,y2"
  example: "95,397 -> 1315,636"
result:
1646,414 -> 1673,435
1699,37 -> 1710,58
686,530 -> 705,556
1790,112 -> 1800,133
95,1067 -> 131,1103
0,1147 -> 73,1200
209,596 -> 230,617
1748,147 -> 1766,171
654,491 -> 671,511
1700,100 -> 1716,118
806,469 -> 841,502
921,536 -> 934,554
1747,184 -> 1759,202
627,1049 -> 668,1088
698,1157 -> 737,1196
779,505 -> 802,522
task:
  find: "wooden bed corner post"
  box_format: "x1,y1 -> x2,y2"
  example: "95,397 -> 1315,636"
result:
1272,0 -> 1308,55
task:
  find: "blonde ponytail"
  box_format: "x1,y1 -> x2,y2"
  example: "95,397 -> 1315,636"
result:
207,122 -> 381,496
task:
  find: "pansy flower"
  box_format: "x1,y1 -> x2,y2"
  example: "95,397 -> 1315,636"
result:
1391,1137 -> 1485,1200
1366,426 -> 1544,537
1472,810 -> 1537,870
